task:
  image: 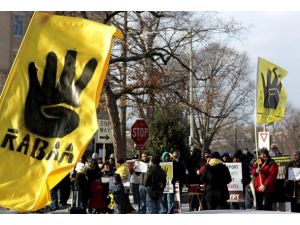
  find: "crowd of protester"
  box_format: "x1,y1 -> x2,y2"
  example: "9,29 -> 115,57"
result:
45,144 -> 300,214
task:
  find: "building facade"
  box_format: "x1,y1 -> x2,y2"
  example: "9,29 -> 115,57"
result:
0,11 -> 32,91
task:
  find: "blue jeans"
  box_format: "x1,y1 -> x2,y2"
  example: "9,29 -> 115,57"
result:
131,183 -> 140,204
139,185 -> 147,213
160,193 -> 174,213
147,193 -> 162,214
50,187 -> 59,210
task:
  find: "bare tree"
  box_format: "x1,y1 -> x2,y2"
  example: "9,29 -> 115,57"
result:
270,103 -> 300,154
174,42 -> 254,150
56,11 -> 247,160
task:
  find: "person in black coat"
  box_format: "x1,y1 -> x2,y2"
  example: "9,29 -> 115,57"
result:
186,148 -> 202,185
75,163 -> 89,209
201,151 -> 232,210
144,155 -> 167,214
285,151 -> 300,212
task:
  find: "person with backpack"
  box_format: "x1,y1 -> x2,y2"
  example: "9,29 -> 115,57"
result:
144,155 -> 167,214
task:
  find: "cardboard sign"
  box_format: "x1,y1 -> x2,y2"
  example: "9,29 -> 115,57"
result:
272,155 -> 290,179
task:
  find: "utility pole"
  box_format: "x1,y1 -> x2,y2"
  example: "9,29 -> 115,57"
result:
189,29 -> 194,151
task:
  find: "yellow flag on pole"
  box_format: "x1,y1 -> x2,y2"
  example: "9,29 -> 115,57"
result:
256,57 -> 287,124
0,12 -> 122,212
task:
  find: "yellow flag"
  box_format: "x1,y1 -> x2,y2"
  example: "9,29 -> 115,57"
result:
256,57 -> 287,124
0,12 -> 122,212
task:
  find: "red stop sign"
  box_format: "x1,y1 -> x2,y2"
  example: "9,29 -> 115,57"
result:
131,119 -> 149,147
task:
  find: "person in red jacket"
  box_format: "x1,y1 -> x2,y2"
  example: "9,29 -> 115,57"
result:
251,148 -> 278,211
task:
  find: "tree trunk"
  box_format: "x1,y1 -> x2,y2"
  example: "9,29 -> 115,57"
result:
120,12 -> 128,155
104,80 -> 125,161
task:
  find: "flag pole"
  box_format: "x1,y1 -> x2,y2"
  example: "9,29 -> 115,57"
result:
254,58 -> 259,162
255,58 -> 262,204
252,58 -> 260,210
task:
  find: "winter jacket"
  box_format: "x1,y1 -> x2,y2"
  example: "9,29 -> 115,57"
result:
251,158 -> 278,193
111,174 -> 125,205
115,162 -> 131,183
144,164 -> 167,200
172,159 -> 185,191
185,153 -> 202,185
88,181 -> 109,210
201,158 -> 232,201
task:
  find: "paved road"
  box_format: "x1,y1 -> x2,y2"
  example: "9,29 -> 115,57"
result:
0,194 -> 292,214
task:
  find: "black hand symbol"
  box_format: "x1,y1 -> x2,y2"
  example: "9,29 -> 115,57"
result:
261,67 -> 282,109
25,50 -> 98,138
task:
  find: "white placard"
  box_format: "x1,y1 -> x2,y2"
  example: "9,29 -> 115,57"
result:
288,167 -> 300,181
101,177 -> 110,183
225,162 -> 243,191
134,161 -> 149,173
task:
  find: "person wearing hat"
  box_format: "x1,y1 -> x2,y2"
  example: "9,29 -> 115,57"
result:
251,147 -> 278,210
201,151 -> 232,210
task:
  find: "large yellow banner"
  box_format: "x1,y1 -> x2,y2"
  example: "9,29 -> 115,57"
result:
256,57 -> 287,124
0,12 -> 122,211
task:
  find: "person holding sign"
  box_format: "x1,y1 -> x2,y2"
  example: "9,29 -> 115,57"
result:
285,151 -> 300,212
160,151 -> 173,213
251,148 -> 278,211
138,153 -> 150,214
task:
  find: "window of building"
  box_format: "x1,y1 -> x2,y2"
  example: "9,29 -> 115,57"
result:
13,14 -> 25,37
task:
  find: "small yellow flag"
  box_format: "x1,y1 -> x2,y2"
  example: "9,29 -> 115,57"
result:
0,12 -> 122,211
256,57 -> 287,124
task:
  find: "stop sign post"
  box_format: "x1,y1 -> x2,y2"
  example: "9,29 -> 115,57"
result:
131,119 -> 149,150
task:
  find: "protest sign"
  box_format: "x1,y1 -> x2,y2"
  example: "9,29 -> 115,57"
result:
160,162 -> 173,193
225,162 -> 244,202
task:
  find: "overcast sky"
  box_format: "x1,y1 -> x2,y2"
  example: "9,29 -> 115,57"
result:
220,12 -> 300,109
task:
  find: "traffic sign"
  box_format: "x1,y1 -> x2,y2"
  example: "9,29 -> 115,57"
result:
258,131 -> 270,150
131,119 -> 149,150
97,119 -> 112,144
